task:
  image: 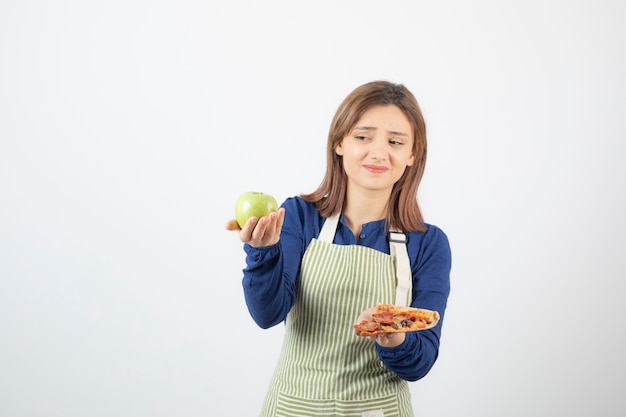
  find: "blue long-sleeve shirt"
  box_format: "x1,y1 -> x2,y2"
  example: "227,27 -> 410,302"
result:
241,196 -> 452,381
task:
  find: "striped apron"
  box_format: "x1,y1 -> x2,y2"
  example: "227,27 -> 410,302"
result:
260,214 -> 414,417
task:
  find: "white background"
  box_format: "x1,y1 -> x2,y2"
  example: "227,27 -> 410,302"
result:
1,1 -> 625,416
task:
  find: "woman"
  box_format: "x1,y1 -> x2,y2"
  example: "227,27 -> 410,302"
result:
226,80 -> 451,417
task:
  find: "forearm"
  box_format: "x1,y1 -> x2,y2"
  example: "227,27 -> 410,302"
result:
376,330 -> 440,381
242,243 -> 297,329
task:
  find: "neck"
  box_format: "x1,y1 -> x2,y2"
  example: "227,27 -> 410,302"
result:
342,188 -> 390,238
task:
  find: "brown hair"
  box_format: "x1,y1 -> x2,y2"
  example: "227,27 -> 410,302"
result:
301,80 -> 428,232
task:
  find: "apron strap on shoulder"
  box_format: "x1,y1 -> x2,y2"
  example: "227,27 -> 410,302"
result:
389,231 -> 412,306
318,213 -> 340,243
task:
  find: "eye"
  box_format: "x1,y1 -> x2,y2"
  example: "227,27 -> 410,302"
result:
355,135 -> 370,141
389,139 -> 405,146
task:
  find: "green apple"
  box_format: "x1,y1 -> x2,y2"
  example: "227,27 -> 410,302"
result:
234,191 -> 279,228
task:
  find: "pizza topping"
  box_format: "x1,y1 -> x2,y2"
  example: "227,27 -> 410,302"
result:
396,318 -> 414,329
371,311 -> 395,325
354,320 -> 382,333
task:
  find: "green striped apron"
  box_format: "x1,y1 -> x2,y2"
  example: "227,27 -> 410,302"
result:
260,214 -> 414,417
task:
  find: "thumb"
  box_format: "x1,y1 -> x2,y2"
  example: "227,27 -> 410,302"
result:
225,219 -> 241,231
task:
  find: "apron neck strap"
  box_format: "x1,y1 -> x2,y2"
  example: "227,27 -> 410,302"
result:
389,231 -> 412,306
318,212 -> 340,243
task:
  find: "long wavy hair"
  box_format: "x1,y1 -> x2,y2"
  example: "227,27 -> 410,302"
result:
301,80 -> 428,232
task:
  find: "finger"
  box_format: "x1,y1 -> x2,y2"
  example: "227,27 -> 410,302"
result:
251,210 -> 284,246
384,333 -> 396,341
225,219 -> 240,231
239,217 -> 259,242
376,333 -> 392,346
250,216 -> 268,242
275,208 -> 286,229
376,331 -> 405,347
268,209 -> 284,237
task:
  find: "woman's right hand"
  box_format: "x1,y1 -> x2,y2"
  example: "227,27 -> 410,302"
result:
225,207 -> 285,248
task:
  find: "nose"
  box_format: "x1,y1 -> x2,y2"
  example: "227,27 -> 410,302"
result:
369,139 -> 387,161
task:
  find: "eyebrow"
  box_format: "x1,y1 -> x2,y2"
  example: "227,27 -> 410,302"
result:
353,126 -> 409,137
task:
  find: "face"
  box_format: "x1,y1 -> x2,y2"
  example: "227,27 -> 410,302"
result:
335,105 -> 415,196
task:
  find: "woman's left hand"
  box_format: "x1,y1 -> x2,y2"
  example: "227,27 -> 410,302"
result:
371,331 -> 405,348
356,307 -> 406,348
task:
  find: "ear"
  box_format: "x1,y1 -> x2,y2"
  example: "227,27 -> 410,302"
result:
407,153 -> 415,167
335,142 -> 344,156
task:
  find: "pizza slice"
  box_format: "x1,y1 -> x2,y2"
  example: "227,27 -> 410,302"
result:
354,304 -> 440,336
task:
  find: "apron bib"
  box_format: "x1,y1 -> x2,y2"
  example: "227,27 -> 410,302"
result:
260,214 -> 414,417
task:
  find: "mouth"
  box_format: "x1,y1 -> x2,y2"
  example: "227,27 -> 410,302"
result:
363,164 -> 389,174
